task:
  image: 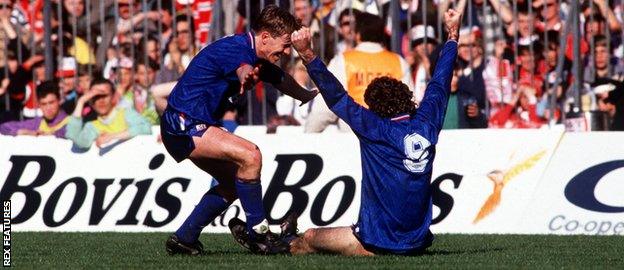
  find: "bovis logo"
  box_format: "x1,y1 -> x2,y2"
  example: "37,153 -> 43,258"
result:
473,150 -> 547,223
564,160 -> 624,213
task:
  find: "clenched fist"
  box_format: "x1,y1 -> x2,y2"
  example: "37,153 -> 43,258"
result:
291,27 -> 316,64
444,9 -> 461,41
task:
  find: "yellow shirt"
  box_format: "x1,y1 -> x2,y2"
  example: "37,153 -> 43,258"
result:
69,37 -> 97,65
38,116 -> 70,134
91,108 -> 128,134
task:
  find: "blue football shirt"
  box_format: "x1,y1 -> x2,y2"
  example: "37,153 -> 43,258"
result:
305,40 -> 458,253
167,32 -> 259,125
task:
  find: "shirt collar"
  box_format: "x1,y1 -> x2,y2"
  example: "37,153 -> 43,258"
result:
355,42 -> 384,53
391,114 -> 410,121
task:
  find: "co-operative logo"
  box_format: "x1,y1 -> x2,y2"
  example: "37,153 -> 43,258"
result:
564,160 -> 624,213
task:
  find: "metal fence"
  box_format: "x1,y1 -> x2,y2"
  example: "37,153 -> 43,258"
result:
0,0 -> 621,128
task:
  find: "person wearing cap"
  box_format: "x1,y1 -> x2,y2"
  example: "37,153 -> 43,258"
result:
115,57 -> 134,97
57,57 -> 81,114
410,24 -> 438,105
0,81 -> 69,138
305,11 -> 412,133
119,57 -> 159,125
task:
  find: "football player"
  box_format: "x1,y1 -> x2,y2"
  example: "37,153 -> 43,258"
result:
161,5 -> 317,255
230,8 -> 461,256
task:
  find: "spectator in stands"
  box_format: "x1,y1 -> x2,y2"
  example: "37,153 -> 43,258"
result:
507,8 -> 539,46
457,27 -> 488,128
77,64 -> 92,95
0,52 -> 46,122
57,57 -> 80,114
583,0 -> 622,33
335,8 -> 359,54
66,78 -> 151,149
115,0 -> 162,45
115,57 -> 134,98
443,66 -> 463,129
410,25 -> 438,104
62,0 -> 86,37
539,30 -> 568,122
140,35 -> 161,65
161,14 -> 196,82
293,0 -> 336,62
595,79 -> 624,131
440,0 -> 513,57
483,39 -> 515,123
0,0 -> 31,70
489,86 -> 547,128
0,81 -> 69,138
537,0 -> 563,31
517,44 -> 545,98
119,57 -> 159,125
585,35 -> 624,83
305,11 -> 412,132
22,55 -> 46,118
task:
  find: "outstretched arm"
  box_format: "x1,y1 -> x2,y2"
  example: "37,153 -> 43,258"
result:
416,9 -> 460,131
237,61 -> 318,104
256,60 -> 319,104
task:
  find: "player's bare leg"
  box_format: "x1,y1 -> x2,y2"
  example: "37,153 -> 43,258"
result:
189,126 -> 262,180
189,126 -> 288,254
290,227 -> 374,256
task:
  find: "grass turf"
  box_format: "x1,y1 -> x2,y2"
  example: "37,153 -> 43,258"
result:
11,233 -> 624,269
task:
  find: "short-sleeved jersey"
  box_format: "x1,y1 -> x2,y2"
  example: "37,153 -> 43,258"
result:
167,32 -> 258,125
306,41 -> 458,253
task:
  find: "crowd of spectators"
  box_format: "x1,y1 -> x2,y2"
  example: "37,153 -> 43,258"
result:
1,0 -> 623,148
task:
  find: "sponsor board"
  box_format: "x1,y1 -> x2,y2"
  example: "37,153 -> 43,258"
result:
1,129 -> 624,235
0,132 -> 364,232
519,132 -> 624,235
430,129 -> 562,233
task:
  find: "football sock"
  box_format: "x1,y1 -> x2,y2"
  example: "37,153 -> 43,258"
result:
234,179 -> 267,237
175,188 -> 231,244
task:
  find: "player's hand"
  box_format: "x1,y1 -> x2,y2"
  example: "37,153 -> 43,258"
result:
444,9 -> 461,41
239,65 -> 260,95
291,28 -> 315,64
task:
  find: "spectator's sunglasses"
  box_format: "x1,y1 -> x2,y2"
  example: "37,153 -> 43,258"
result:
340,21 -> 352,27
0,2 -> 12,9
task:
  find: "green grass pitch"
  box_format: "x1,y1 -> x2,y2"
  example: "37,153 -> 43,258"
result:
11,233 -> 624,269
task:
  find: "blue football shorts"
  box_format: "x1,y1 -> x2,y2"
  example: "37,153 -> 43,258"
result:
160,106 -> 211,162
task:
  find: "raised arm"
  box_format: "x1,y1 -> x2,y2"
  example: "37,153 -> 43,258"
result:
415,9 -> 460,131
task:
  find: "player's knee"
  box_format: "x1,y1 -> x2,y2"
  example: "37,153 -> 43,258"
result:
240,145 -> 262,170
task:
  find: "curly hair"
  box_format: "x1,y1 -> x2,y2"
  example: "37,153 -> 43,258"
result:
364,77 -> 416,118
